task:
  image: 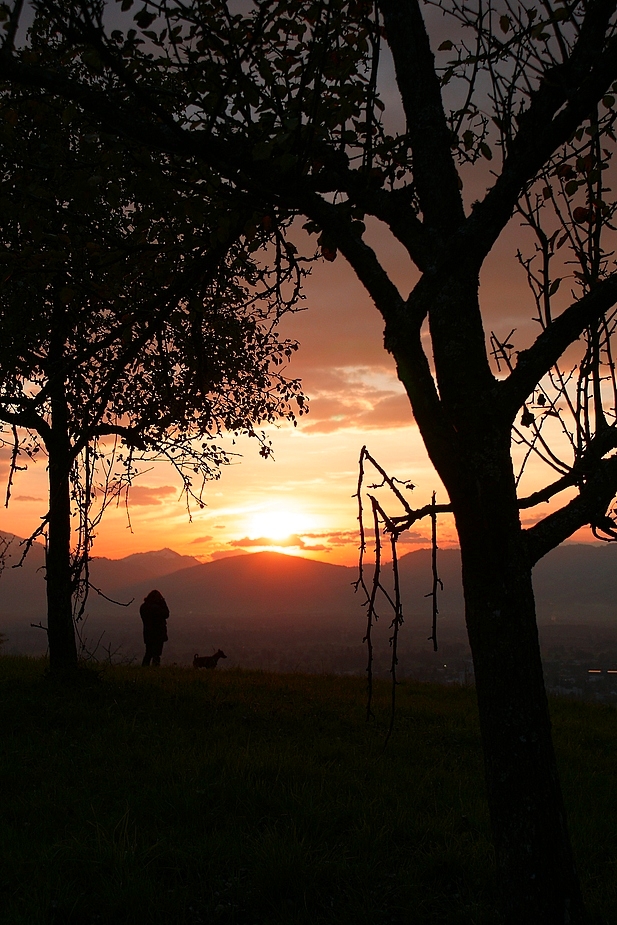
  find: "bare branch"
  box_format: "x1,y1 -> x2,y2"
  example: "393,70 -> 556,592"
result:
525,455 -> 617,564
500,273 -> 617,419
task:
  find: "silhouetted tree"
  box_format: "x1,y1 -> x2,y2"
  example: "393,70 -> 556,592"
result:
2,0 -> 617,919
0,79 -> 305,677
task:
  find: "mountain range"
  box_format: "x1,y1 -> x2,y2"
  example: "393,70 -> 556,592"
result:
1,532 -> 617,663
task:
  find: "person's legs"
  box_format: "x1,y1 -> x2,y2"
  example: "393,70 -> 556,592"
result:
151,639 -> 164,667
142,649 -> 152,666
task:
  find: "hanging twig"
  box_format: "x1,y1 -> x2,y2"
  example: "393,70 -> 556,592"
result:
5,425 -> 25,508
426,492 -> 443,652
356,447 -> 445,742
14,518 -> 49,569
88,584 -> 134,607
363,496 -> 382,721
384,530 -> 403,748
354,445 -> 369,597
362,446 -> 415,514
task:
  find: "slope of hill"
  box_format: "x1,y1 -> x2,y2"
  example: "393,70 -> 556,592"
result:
116,550 -> 358,624
2,539 -> 617,664
88,548 -> 202,597
533,542 -> 617,623
0,532 -> 200,620
398,543 -> 617,627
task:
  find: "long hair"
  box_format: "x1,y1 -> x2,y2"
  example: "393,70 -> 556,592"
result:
144,589 -> 165,604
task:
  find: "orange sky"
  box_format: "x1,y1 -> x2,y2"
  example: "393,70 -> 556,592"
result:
0,13 -> 608,566
0,213 -> 598,566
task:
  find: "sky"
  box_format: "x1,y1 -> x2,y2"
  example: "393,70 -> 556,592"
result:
0,3 -> 608,566
0,216 -> 599,566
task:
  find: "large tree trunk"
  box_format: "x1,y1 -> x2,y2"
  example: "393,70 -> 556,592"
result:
391,264 -> 587,921
45,358 -> 77,677
450,440 -> 584,924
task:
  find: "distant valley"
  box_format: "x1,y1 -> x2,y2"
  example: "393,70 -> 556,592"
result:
1,534 -> 617,687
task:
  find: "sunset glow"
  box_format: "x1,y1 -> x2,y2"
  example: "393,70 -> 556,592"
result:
0,198 -> 601,564
246,507 -> 316,543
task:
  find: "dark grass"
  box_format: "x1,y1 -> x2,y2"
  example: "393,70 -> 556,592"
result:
0,657 -> 615,924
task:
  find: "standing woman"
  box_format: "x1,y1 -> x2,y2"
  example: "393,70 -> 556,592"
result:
140,590 -> 169,666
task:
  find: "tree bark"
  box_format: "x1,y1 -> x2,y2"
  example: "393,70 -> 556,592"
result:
45,339 -> 77,677
449,439 -> 584,924
386,258 -> 588,922
458,542 -> 583,921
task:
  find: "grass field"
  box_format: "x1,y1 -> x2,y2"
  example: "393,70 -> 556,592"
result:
0,656 -> 616,924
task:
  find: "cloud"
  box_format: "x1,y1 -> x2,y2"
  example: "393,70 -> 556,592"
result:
302,530 -> 359,546
226,527 -> 428,556
0,446 -> 14,477
126,485 -> 177,506
232,534 -> 306,548
230,533 -> 331,552
297,366 -> 414,434
189,535 -> 213,544
396,530 -> 429,545
13,495 -> 44,502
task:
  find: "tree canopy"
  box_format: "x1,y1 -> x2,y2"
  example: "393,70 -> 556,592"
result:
3,1 -> 617,920
0,65 -> 307,669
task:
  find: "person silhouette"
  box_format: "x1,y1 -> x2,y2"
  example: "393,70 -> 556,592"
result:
140,589 -> 169,667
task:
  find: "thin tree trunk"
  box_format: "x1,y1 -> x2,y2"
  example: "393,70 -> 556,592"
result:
45,339 -> 77,677
451,445 -> 584,924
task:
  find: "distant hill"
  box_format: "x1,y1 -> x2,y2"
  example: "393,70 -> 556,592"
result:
2,536 -> 617,661
88,548 -> 202,598
116,551 -> 357,626
0,532 -> 200,620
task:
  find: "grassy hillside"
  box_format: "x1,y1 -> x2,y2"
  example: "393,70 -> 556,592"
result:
0,659 -> 615,925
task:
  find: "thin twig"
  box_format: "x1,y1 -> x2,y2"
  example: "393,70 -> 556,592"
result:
426,492 -> 443,652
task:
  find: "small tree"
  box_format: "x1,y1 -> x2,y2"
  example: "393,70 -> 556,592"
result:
0,81 -> 306,676
4,0 -> 617,919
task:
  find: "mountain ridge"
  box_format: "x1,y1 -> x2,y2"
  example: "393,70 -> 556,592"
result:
2,536 -> 617,650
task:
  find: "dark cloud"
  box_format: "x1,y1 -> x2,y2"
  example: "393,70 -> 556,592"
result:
13,495 -> 44,502
127,485 -> 177,506
189,535 -> 213,544
396,530 -> 429,545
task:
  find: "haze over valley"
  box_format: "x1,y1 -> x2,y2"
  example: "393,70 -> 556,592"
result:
2,534 -> 617,696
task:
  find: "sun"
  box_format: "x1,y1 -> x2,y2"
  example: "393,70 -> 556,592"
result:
247,507 -> 314,542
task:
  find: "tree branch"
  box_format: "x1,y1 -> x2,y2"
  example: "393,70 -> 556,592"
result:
0,54 -> 236,170
1,0 -> 25,55
344,184 -> 437,272
298,191 -> 409,324
379,0 -> 465,237
0,402 -> 52,442
525,455 -> 617,564
461,5 -> 617,267
499,273 -> 617,418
